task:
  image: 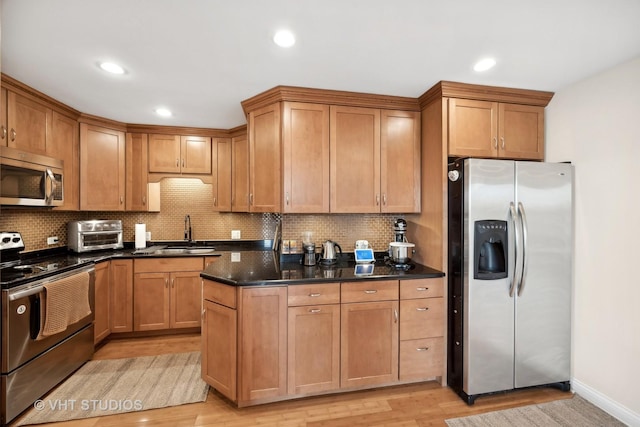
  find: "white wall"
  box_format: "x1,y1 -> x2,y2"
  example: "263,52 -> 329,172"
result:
546,56 -> 640,424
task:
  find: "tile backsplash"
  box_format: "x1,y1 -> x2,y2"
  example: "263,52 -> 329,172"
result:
0,178 -> 403,253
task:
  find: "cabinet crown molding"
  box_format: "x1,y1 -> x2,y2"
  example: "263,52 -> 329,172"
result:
241,85 -> 421,114
419,81 -> 554,109
2,73 -> 81,119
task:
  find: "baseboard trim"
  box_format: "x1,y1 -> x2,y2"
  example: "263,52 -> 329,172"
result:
572,377 -> 639,426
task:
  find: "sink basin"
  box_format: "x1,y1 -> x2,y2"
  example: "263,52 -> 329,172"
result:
153,246 -> 215,255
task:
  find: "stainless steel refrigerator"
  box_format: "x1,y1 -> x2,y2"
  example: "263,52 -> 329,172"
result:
447,158 -> 572,404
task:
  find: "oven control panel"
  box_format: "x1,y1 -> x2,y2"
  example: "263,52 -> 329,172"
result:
0,232 -> 24,251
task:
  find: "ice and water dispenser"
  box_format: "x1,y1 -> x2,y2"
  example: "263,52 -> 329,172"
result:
473,220 -> 508,280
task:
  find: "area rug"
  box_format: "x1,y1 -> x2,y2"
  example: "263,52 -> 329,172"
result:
445,394 -> 625,427
16,352 -> 209,425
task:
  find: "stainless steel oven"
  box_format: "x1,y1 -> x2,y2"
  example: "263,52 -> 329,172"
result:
0,233 -> 95,425
0,146 -> 64,207
68,219 -> 124,253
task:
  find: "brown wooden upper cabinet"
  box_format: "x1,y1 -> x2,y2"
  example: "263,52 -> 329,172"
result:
148,134 -> 212,175
448,97 -> 545,160
331,106 -> 420,213
0,88 -> 7,146
283,102 -> 330,213
212,137 -> 232,212
242,87 -> 421,215
248,104 -> 282,213
231,132 -> 250,212
5,90 -> 53,155
80,123 -> 126,211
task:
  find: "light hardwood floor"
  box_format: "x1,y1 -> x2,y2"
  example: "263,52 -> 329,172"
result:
14,333 -> 573,426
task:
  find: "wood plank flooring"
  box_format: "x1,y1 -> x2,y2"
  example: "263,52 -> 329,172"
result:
13,333 -> 573,427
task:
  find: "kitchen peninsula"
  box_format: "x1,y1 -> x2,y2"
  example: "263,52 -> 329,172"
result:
200,252 -> 445,407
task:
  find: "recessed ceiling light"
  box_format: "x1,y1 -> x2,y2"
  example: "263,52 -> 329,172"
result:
155,108 -> 172,117
473,58 -> 496,72
99,62 -> 125,74
273,29 -> 295,48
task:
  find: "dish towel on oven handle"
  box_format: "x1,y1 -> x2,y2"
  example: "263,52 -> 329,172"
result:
38,271 -> 92,340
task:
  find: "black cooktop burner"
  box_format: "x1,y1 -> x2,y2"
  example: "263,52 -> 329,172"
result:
0,257 -> 77,288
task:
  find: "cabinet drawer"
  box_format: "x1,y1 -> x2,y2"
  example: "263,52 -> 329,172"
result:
341,280 -> 398,303
135,257 -> 204,273
203,280 -> 237,309
399,337 -> 444,381
400,298 -> 444,340
400,278 -> 444,300
288,283 -> 340,306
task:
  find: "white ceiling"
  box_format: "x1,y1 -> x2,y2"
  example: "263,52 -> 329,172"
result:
2,0 -> 640,129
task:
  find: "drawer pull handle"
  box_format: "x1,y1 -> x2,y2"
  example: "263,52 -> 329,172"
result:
416,307 -> 429,311
309,308 -> 321,313
309,293 -> 321,297
416,287 -> 429,291
364,290 -> 377,294
416,347 -> 430,352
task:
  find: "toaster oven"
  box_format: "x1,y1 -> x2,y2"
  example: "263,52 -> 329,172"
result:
68,220 -> 124,252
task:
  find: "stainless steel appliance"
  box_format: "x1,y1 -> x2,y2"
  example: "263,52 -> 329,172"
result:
447,158 -> 573,404
68,219 -> 123,252
302,243 -> 317,266
0,232 -> 95,424
320,240 -> 342,265
0,146 -> 64,207
393,218 -> 408,242
388,241 -> 415,264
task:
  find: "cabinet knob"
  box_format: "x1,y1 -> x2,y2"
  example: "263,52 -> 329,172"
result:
493,137 -> 497,149
394,309 -> 398,323
120,196 -> 124,204
286,192 -> 290,205
249,193 -> 253,205
10,128 -> 16,141
165,278 -> 169,287
375,194 -> 380,206
182,159 -> 185,168
142,196 -> 146,205
501,137 -> 505,149
1,126 -> 6,139
213,197 -> 217,207
176,158 -> 180,167
382,194 -> 387,206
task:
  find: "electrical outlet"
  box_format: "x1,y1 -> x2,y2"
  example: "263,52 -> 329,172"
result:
47,236 -> 59,245
231,252 -> 241,262
231,230 -> 241,239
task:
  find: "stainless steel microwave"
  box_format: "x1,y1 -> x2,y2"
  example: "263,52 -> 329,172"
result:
0,146 -> 64,207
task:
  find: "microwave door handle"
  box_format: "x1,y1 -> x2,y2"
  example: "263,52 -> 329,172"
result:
44,168 -> 56,205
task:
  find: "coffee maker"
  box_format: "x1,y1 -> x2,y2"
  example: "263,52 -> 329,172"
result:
394,218 -> 408,242
302,231 -> 317,266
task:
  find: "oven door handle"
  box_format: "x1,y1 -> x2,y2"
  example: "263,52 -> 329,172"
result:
8,285 -> 44,301
30,294 -> 41,339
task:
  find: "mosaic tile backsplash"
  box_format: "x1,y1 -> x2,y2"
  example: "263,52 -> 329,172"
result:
0,178 -> 403,253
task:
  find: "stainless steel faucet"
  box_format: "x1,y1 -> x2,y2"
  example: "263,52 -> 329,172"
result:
184,215 -> 192,242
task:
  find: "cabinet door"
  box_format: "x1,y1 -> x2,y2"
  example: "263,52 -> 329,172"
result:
232,131 -> 250,212
498,104 -> 544,160
248,103 -> 281,212
180,135 -> 212,174
399,337 -> 444,381
170,271 -> 202,329
448,98 -> 498,158
1,88 -> 7,146
238,286 -> 287,404
49,111 -> 79,211
6,91 -> 52,155
380,110 -> 420,213
282,102 -> 330,213
330,106 -> 381,213
126,133 -> 149,211
399,298 -> 444,340
341,301 -> 399,388
80,123 -> 126,210
288,304 -> 340,395
148,134 -> 181,173
110,259 -> 133,333
212,137 -> 232,211
134,272 -> 170,331
202,300 -> 237,402
94,261 -> 111,344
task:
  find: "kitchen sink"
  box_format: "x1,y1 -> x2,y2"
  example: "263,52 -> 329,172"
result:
153,246 -> 215,255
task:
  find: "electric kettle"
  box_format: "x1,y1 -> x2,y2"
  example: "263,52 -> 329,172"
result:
320,240 -> 342,264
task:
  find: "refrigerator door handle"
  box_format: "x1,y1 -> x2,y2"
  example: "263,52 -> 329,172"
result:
517,202 -> 529,296
509,202 -> 521,297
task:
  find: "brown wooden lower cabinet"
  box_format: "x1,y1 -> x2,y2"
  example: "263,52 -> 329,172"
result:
110,259 -> 133,333
133,258 -> 203,331
201,277 -> 444,407
93,261 -> 111,344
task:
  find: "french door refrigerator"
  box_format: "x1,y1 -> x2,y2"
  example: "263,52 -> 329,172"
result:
447,158 -> 572,404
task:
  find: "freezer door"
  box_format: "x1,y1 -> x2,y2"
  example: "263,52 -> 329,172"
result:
463,159 -> 515,395
514,161 -> 572,388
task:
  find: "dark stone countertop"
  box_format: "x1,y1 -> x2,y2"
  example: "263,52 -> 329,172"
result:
200,250 -> 444,286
